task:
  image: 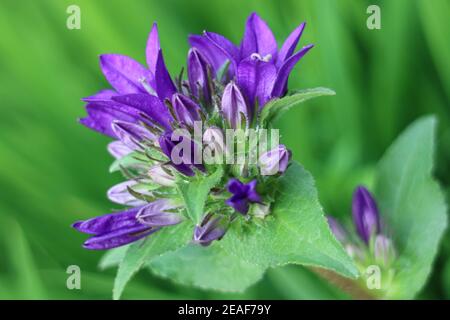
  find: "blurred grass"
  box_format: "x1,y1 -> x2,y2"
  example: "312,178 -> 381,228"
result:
0,0 -> 448,299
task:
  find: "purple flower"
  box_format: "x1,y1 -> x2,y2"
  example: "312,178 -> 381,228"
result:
171,93 -> 202,127
221,82 -> 249,128
352,186 -> 381,244
258,144 -> 291,175
225,179 -> 261,214
193,214 -> 228,246
80,22 -> 177,137
187,48 -> 213,104
190,12 -> 313,107
72,199 -> 182,250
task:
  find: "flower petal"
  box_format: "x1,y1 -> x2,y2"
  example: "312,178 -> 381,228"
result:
72,206 -> 143,235
146,22 -> 160,75
99,54 -> 152,94
83,225 -> 159,250
237,57 -> 277,108
271,44 -> 313,98
79,102 -> 141,137
277,22 -> 306,67
82,89 -> 118,102
352,186 -> 381,244
155,50 -> 177,101
112,93 -> 173,130
240,12 -> 277,59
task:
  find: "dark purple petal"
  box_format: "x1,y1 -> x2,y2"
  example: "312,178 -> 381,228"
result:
72,206 -> 142,235
83,225 -> 159,250
107,180 -> 147,206
112,93 -> 173,130
189,34 -> 230,75
112,120 -> 155,150
271,44 -> 314,98
352,186 -> 381,244
82,89 -> 118,102
193,214 -> 228,246
221,82 -> 249,129
136,199 -> 182,227
146,22 -> 160,75
171,93 -> 202,127
99,54 -> 153,94
79,102 -> 141,137
158,133 -> 195,177
226,178 -> 261,214
203,31 -> 240,72
246,180 -> 262,203
237,57 -> 277,108
240,12 -> 277,59
277,22 -> 306,67
187,48 -> 212,103
155,50 -> 177,100
225,196 -> 249,215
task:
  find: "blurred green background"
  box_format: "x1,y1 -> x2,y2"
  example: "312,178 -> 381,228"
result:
0,0 -> 449,299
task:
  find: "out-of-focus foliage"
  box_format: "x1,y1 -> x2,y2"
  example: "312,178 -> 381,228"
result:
0,0 -> 448,299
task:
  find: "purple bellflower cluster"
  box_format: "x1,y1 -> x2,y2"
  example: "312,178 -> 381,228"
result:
73,13 -> 312,250
327,186 -> 396,268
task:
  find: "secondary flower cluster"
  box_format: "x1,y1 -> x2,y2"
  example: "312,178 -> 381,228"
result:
327,186 -> 396,268
73,13 -> 312,250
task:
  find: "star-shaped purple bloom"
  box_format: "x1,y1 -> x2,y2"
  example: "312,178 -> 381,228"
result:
225,179 -> 262,214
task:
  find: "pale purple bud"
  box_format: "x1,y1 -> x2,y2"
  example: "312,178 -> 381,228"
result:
107,180 -> 147,206
171,93 -> 202,127
258,144 -> 291,176
221,82 -> 249,129
374,235 -> 395,265
193,214 -> 228,246
187,48 -> 213,104
107,140 -> 134,159
111,120 -> 155,150
203,126 -> 226,158
148,165 -> 176,187
136,199 -> 182,227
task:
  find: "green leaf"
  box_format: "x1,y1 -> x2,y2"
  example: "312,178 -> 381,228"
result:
98,246 -> 128,270
149,243 -> 265,292
113,222 -> 193,300
220,161 -> 358,279
176,167 -> 224,224
260,87 -> 335,125
375,115 -> 447,299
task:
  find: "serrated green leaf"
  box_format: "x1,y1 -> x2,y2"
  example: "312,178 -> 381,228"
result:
260,87 -> 335,125
149,243 -> 265,292
375,115 -> 447,299
98,246 -> 128,270
113,222 -> 193,300
176,167 -> 224,224
220,161 -> 359,279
